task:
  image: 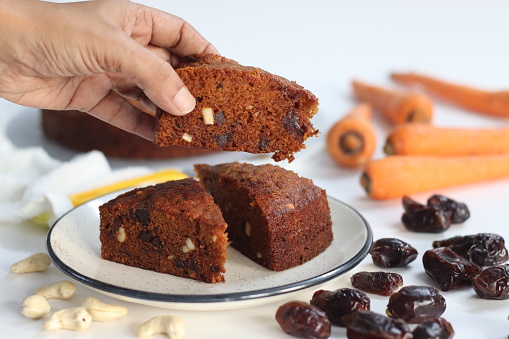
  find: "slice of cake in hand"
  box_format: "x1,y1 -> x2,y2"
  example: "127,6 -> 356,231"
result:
154,54 -> 320,162
99,178 -> 228,283
194,162 -> 333,271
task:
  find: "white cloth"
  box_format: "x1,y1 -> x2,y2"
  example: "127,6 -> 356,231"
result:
0,133 -> 150,225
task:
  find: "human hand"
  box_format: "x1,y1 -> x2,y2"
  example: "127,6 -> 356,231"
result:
0,0 -> 218,139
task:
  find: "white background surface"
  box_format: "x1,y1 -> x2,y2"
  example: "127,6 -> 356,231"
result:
1,0 -> 509,338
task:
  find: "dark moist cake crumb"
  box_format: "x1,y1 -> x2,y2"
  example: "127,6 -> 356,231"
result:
99,178 -> 228,283
154,54 -> 319,162
194,162 -> 333,271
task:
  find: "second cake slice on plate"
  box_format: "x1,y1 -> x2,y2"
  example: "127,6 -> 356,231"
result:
195,162 -> 333,271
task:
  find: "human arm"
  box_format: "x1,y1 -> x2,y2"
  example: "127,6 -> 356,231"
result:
0,0 -> 218,139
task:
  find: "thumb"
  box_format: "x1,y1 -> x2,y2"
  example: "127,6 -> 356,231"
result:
110,36 -> 196,116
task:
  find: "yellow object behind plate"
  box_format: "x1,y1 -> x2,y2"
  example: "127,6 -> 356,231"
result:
33,168 -> 187,226
69,168 -> 188,207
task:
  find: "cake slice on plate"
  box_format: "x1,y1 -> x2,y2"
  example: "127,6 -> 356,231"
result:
194,162 -> 333,271
99,178 -> 228,283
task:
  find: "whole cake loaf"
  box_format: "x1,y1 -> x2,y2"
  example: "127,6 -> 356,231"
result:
154,54 -> 320,162
194,162 -> 333,271
99,178 -> 228,283
41,109 -> 214,159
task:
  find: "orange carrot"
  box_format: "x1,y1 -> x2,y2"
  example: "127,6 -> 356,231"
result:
326,103 -> 377,167
391,72 -> 509,118
360,154 -> 509,200
384,123 -> 509,156
352,80 -> 433,125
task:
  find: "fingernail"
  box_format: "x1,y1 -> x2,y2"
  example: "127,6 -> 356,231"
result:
173,87 -> 195,114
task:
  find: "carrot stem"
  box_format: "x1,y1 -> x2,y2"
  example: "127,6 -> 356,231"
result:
352,80 -> 433,125
391,72 -> 509,118
361,154 -> 509,200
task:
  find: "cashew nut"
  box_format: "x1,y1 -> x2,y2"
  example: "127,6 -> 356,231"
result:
10,253 -> 51,273
82,297 -> 128,321
35,281 -> 76,300
138,315 -> 186,338
21,295 -> 51,319
43,307 -> 92,331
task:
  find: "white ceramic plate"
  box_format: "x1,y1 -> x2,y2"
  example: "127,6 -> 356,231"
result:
47,194 -> 372,310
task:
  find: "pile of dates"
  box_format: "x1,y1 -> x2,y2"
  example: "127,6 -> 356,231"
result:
402,194 -> 509,297
424,233 -> 509,296
275,285 -> 453,339
274,194 -> 509,338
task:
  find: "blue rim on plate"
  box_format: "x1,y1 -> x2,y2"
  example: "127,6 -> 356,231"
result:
46,194 -> 372,305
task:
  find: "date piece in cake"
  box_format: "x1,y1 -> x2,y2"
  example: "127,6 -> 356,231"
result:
99,178 -> 228,283
154,54 -> 320,162
194,162 -> 333,271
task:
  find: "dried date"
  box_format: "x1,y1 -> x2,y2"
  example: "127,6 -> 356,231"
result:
344,310 -> 412,339
401,194 -> 470,233
423,247 -> 481,291
215,132 -> 233,147
283,109 -> 305,139
128,208 -> 151,226
275,300 -> 331,339
402,206 -> 451,233
427,194 -> 470,223
214,111 -> 226,125
472,264 -> 509,300
351,271 -> 403,296
386,285 -> 446,324
310,288 -> 370,327
412,317 -> 455,339
402,195 -> 425,212
433,233 -> 508,266
370,238 -> 418,268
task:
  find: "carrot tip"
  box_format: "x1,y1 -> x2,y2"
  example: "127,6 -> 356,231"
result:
383,142 -> 395,155
407,109 -> 432,123
340,131 -> 365,155
359,172 -> 371,194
